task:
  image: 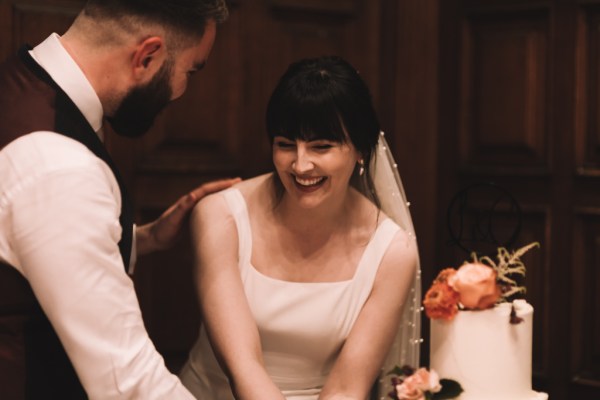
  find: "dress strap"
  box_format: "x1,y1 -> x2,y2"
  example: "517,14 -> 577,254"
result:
221,188 -> 253,278
352,218 -> 400,296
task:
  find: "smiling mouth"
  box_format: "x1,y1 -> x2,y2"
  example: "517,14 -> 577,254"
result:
294,175 -> 326,187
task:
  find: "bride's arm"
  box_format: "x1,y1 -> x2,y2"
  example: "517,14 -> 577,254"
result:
190,194 -> 285,400
318,230 -> 419,400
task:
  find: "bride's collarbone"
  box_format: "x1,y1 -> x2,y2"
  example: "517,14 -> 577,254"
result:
253,231 -> 366,279
260,225 -> 366,254
253,250 -> 359,282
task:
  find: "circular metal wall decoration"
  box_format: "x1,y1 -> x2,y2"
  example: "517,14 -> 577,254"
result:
446,182 -> 522,256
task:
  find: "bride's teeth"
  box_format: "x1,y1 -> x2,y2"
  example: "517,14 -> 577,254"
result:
295,176 -> 324,186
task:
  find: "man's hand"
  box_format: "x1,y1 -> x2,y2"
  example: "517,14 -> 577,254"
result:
135,177 -> 241,255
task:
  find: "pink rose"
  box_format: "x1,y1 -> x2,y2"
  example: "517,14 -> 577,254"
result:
394,368 -> 446,400
448,263 -> 501,309
395,378 -> 424,400
411,367 -> 442,393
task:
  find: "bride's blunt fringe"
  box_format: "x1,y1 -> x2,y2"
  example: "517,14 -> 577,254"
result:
266,55 -> 382,209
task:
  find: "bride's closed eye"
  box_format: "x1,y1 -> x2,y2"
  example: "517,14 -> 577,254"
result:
310,141 -> 336,151
274,140 -> 295,149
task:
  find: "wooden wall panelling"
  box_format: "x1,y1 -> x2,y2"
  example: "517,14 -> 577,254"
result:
547,1 -> 577,398
572,7 -> 600,391
233,0 -> 273,177
518,208 -> 551,385
0,0 -> 81,60
268,0 -> 357,14
436,0 -> 462,274
236,0 -> 383,178
0,2 -> 11,59
576,3 -> 600,175
571,209 -> 600,394
265,0 -> 380,83
572,7 -> 600,393
381,0 -> 440,332
459,6 -> 550,175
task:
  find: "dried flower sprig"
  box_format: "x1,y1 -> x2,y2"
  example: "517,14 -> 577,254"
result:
470,242 -> 539,301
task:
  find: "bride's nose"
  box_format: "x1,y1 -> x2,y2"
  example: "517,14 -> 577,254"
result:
291,144 -> 314,173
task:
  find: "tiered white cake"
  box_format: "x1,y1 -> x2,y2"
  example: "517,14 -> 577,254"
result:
430,300 -> 547,400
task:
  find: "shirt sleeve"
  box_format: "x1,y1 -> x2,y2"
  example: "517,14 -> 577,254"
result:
6,142 -> 193,399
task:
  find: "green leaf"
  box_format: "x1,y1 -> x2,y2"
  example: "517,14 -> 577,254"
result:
433,379 -> 464,399
387,366 -> 405,376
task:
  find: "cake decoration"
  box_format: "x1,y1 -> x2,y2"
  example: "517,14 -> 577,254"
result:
426,242 -> 548,400
423,242 -> 539,323
387,365 -> 462,400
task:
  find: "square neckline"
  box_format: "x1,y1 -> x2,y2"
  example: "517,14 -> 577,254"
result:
226,187 -> 398,285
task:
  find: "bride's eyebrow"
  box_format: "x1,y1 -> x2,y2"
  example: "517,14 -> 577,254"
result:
307,138 -> 340,144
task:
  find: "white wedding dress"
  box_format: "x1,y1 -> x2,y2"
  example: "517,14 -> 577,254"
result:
179,188 -> 406,399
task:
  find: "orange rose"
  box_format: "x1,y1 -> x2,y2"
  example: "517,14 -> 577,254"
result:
448,263 -> 501,309
423,281 -> 460,320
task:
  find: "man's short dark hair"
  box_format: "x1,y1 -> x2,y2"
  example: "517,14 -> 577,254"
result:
83,0 -> 228,39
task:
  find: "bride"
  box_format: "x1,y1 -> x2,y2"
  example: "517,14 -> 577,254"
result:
179,56 -> 421,400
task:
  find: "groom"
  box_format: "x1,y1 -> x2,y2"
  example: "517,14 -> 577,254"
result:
0,0 -> 236,398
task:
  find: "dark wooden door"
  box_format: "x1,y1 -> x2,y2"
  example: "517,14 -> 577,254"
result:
436,1 -> 600,398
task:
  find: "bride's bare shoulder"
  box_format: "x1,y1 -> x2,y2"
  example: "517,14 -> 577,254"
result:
193,174 -> 268,208
237,173 -> 276,208
235,173 -> 272,194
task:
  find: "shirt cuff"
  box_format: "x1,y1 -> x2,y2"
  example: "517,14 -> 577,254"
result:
128,224 -> 137,275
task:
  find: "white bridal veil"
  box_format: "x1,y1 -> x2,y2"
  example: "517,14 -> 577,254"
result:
369,132 -> 422,399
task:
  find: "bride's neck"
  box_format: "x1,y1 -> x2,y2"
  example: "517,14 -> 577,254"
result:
273,191 -> 355,235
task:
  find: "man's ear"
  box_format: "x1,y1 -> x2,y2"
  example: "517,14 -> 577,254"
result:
131,36 -> 165,79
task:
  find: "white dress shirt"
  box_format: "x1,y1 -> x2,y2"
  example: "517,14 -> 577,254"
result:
0,34 -> 193,399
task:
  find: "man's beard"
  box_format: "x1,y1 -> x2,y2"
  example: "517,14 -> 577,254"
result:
107,59 -> 173,138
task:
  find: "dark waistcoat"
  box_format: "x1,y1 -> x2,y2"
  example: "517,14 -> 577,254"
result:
0,46 -> 134,399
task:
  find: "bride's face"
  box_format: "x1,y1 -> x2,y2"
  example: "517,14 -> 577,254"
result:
272,136 -> 359,209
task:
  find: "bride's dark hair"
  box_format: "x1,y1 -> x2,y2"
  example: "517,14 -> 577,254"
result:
265,55 -> 381,206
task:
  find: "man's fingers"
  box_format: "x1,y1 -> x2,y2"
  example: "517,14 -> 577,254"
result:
189,178 -> 241,202
172,178 -> 241,213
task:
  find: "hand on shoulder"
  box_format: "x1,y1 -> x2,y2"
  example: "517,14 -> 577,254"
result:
137,177 -> 240,256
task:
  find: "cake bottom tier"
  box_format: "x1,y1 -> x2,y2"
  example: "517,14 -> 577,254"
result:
430,301 -> 549,400
453,390 -> 548,400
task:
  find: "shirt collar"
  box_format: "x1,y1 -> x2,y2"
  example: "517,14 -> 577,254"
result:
29,33 -> 104,138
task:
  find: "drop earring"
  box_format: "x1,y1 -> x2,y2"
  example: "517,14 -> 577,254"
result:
358,160 -> 365,176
